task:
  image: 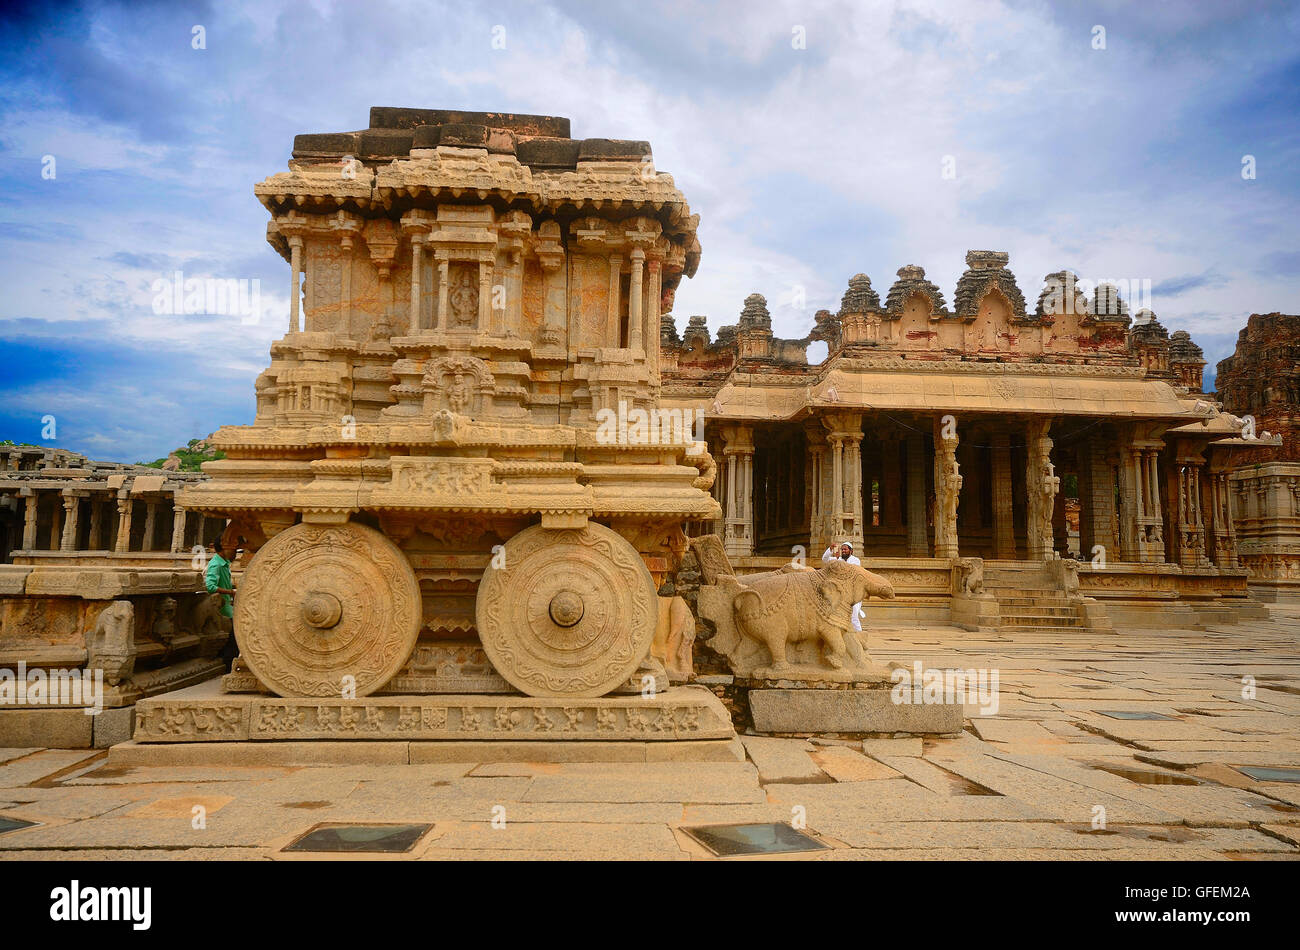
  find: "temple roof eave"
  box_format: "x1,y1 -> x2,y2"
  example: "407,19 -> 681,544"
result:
662,369 -> 1202,424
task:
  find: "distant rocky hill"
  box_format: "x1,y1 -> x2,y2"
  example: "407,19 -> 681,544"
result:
138,435 -> 225,472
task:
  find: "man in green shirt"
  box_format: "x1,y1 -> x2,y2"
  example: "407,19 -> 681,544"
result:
205,539 -> 237,669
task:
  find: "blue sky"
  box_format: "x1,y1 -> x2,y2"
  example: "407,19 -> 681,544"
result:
1,0 -> 1297,462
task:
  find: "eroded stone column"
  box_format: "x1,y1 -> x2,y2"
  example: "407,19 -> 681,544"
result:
1117,444 -> 1141,562
115,493 -> 133,554
141,500 -> 158,552
21,489 -> 38,550
60,491 -> 79,552
88,497 -> 105,550
991,432 -> 1014,558
170,504 -> 187,554
1079,442 -> 1115,562
881,437 -> 902,528
805,423 -> 828,553
905,434 -> 928,557
48,499 -> 61,552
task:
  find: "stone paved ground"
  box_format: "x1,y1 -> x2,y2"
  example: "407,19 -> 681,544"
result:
1,605 -> 1298,860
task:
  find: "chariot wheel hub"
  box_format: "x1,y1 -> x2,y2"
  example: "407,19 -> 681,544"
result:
301,591 -> 342,629
548,590 -> 584,627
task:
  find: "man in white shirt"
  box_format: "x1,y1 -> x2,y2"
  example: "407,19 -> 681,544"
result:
821,540 -> 864,632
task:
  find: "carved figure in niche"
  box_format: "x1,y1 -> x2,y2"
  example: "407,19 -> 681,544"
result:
195,591 -> 234,639
448,266 -> 478,327
422,356 -> 492,417
656,578 -> 696,683
152,596 -> 178,645
448,371 -> 472,414
88,599 -> 136,686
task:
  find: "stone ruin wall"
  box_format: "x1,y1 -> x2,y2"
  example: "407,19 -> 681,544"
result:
1216,312 -> 1300,463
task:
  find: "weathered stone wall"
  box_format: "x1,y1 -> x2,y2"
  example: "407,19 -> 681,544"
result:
1216,312 -> 1300,463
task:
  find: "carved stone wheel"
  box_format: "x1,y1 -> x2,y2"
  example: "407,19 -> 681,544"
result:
235,522 -> 420,698
475,522 -> 658,698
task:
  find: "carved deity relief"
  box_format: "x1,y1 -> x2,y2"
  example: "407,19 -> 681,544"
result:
422,356 -> 493,417
448,263 -> 479,328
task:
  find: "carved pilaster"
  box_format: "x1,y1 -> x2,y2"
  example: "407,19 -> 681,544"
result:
1025,418 -> 1058,561
933,418 -> 960,559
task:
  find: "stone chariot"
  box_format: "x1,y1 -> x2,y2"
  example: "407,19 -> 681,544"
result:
180,107 -> 717,701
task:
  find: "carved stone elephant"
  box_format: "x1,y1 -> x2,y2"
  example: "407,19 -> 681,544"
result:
717,559 -> 894,677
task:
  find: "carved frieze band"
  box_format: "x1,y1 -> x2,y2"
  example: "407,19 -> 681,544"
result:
134,692 -> 732,742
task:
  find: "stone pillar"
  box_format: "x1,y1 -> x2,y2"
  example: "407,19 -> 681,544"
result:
991,432 -> 1015,559
21,490 -> 38,550
962,442 -> 983,530
287,235 -> 302,334
805,424 -> 828,554
1219,472 -> 1239,569
822,413 -> 864,552
628,249 -> 644,353
881,437 -> 902,528
1140,447 -> 1165,563
48,499 -> 61,552
722,425 -> 754,558
1025,419 -> 1058,561
646,260 -> 662,380
1173,449 -> 1209,567
848,432 -> 864,541
60,491 -> 79,552
933,417 -> 960,559
170,504 -> 187,553
141,500 -> 158,552
1079,442 -> 1115,563
115,493 -> 133,554
88,498 -> 105,550
905,434 -> 928,557
1116,444 -> 1141,562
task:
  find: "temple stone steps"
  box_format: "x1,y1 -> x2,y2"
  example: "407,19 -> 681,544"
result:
982,562 -> 1089,631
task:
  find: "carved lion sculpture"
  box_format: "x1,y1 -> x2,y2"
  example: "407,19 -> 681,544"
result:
705,560 -> 894,680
